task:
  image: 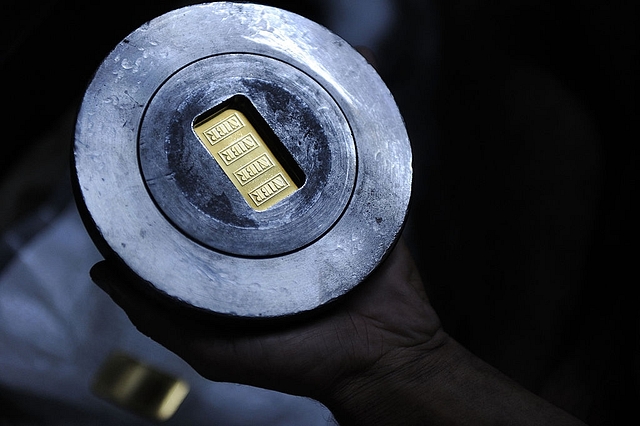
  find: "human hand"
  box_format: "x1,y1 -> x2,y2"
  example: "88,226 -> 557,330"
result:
90,239 -> 445,402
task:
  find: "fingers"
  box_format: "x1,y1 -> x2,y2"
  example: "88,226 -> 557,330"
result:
86,237 -> 438,397
90,261 -> 185,344
90,262 -> 295,390
90,261 -> 127,306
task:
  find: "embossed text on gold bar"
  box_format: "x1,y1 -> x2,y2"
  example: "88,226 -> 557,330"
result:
193,107 -> 298,211
218,134 -> 259,166
202,111 -> 244,145
234,153 -> 275,186
249,173 -> 291,207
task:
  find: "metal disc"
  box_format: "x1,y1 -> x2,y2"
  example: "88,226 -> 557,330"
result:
139,53 -> 356,257
73,2 -> 412,318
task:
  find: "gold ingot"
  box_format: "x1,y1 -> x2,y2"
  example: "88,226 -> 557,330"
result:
193,107 -> 298,211
92,352 -> 190,421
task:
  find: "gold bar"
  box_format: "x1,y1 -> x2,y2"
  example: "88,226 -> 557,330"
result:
193,108 -> 298,211
92,352 -> 190,421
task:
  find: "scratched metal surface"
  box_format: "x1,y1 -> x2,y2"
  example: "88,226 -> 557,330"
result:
139,54 -> 356,257
73,2 -> 412,318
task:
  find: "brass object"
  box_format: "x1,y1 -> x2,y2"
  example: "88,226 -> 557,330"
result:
92,352 -> 190,421
193,106 -> 299,211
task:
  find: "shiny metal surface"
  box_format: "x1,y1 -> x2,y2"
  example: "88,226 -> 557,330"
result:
139,53 -> 355,256
193,106 -> 300,212
73,2 -> 412,318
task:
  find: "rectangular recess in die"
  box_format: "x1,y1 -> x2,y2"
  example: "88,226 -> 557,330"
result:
193,95 -> 305,211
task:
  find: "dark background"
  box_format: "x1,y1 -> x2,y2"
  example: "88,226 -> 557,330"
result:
1,0 -> 638,424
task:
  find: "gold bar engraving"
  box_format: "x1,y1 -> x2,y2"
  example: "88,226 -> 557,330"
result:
193,107 -> 298,211
218,134 -> 259,166
250,173 -> 291,207
234,153 -> 274,186
202,111 -> 244,145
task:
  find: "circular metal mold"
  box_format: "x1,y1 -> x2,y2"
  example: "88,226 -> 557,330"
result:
73,3 -> 412,318
139,53 -> 356,257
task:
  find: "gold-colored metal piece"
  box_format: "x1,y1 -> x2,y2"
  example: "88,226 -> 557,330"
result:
92,352 -> 190,421
193,108 -> 298,211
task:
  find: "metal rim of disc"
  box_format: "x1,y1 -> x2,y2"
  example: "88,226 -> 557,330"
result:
73,2 -> 412,318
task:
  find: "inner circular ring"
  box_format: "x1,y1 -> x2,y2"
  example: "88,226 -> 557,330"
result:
138,54 -> 357,258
